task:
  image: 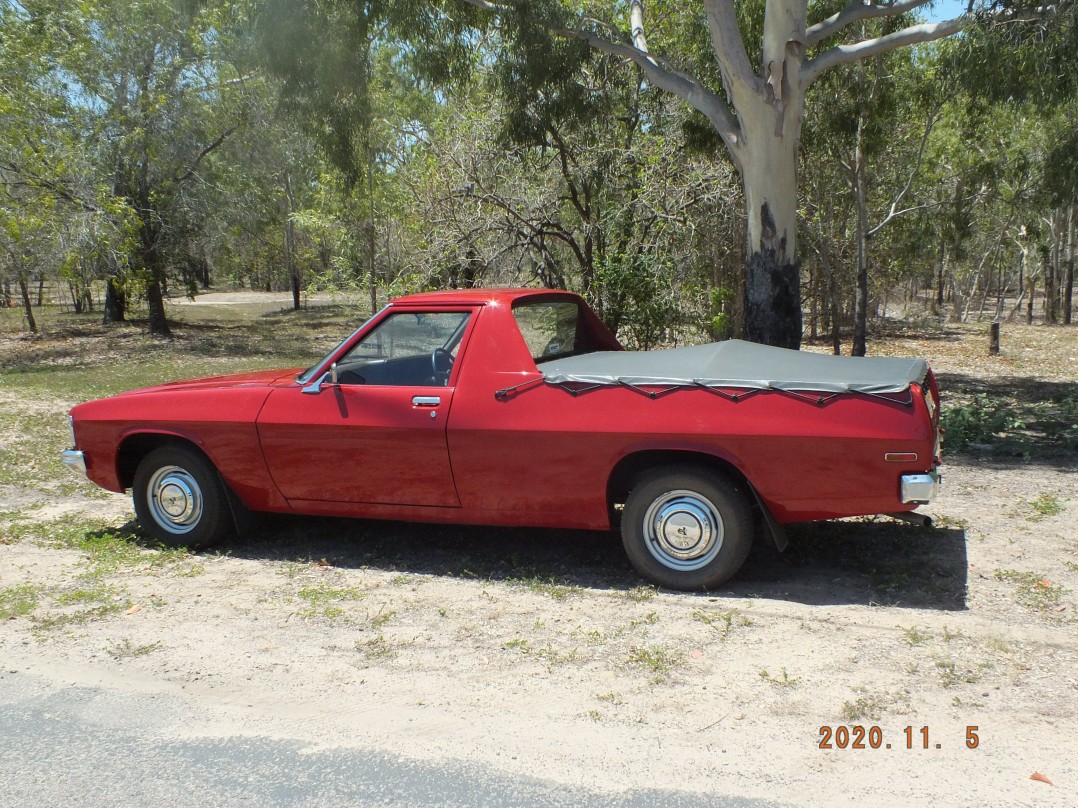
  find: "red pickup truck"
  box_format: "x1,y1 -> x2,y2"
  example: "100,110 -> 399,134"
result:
63,288 -> 941,590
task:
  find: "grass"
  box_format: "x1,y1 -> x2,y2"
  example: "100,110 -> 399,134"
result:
107,638 -> 163,659
626,645 -> 683,681
842,692 -> 888,721
0,584 -> 39,619
759,667 -> 800,688
993,569 -> 1067,611
1027,494 -> 1064,521
0,299 -> 357,518
841,688 -> 911,721
934,658 -> 987,688
933,514 -> 969,530
0,301 -> 350,401
7,518 -> 202,578
296,582 -> 367,620
503,636 -> 578,667
941,625 -> 963,642
33,601 -> 127,631
595,691 -> 624,705
938,388 -> 1078,458
940,394 -> 1024,452
693,608 -> 753,640
901,626 -> 933,646
55,582 -> 123,606
506,572 -> 578,601
369,606 -> 396,628
356,635 -> 396,660
0,518 -> 207,633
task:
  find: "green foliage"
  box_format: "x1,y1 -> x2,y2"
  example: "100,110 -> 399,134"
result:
0,585 -> 39,620
941,394 -> 1025,451
945,3 -> 1078,107
1026,494 -> 1064,521
626,645 -> 683,680
296,582 -> 367,620
759,667 -> 801,687
994,569 -> 1068,611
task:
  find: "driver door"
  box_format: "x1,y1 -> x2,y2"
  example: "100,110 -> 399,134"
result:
257,309 -> 473,507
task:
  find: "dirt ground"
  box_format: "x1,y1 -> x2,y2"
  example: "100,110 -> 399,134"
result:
0,294 -> 1075,806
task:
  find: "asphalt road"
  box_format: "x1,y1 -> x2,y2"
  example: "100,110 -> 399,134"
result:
0,672 -> 789,808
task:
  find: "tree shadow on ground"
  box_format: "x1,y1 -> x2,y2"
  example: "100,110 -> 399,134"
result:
190,514 -> 968,611
802,317 -> 963,346
937,372 -> 1078,466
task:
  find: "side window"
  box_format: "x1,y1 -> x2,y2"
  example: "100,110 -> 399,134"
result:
512,301 -> 583,362
336,311 -> 471,386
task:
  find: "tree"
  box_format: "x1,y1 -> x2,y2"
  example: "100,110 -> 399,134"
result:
944,0 -> 1078,324
1,0 -> 250,336
447,0 -> 971,348
803,26 -> 942,354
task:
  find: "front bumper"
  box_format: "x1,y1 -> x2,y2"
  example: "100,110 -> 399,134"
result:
61,450 -> 87,477
901,470 -> 940,504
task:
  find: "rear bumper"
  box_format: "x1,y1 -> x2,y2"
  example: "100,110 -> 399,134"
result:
901,470 -> 940,504
61,450 -> 87,477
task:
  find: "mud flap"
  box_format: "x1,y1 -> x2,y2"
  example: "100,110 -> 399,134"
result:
748,486 -> 789,552
220,473 -> 256,536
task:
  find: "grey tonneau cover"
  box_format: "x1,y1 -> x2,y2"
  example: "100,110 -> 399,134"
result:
540,340 -> 928,395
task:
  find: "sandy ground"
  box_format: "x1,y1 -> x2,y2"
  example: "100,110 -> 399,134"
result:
0,462 -> 1075,806
0,300 -> 1075,806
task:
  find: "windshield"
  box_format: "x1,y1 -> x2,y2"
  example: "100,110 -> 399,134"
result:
295,307 -> 388,385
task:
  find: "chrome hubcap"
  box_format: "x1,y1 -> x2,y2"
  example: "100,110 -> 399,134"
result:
642,490 -> 724,571
147,465 -> 202,534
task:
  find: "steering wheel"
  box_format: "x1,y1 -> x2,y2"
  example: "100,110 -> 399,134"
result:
431,348 -> 454,386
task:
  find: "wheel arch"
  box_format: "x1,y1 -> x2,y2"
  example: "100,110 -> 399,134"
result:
117,432 -> 249,533
117,432 -> 207,490
606,449 -> 787,552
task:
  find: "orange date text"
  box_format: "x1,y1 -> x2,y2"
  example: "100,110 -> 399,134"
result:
818,725 -> 980,750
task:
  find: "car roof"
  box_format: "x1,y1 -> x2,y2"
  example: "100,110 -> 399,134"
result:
389,288 -> 581,307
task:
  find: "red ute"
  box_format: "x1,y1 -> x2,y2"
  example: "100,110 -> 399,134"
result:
63,289 -> 941,590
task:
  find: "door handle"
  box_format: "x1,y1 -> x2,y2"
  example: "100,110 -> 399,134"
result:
412,396 -> 441,407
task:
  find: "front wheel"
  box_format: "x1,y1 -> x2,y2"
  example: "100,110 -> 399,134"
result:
133,445 -> 230,548
621,466 -> 753,591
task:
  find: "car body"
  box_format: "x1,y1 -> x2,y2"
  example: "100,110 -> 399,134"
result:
63,288 -> 941,590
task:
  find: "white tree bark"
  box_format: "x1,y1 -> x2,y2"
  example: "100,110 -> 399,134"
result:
456,0 -> 974,346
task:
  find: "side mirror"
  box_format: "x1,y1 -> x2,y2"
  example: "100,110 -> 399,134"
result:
302,366 -> 336,395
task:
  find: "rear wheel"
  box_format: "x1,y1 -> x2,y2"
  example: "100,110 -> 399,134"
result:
621,466 -> 753,590
133,445 -> 229,548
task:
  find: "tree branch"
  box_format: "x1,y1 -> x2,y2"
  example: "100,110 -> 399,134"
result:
172,124 -> 239,185
702,0 -> 760,107
456,0 -> 742,149
806,0 -> 934,46
868,102 -> 941,236
801,18 -> 965,88
0,161 -> 100,213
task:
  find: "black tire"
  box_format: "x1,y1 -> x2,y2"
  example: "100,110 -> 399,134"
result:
621,465 -> 754,591
132,445 -> 230,549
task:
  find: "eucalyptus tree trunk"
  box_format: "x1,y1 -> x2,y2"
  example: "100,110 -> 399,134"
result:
1064,204 -> 1074,325
1046,213 -> 1060,324
463,0 -> 967,348
103,277 -> 127,324
851,119 -> 870,357
18,273 -> 36,334
726,2 -> 805,349
283,176 -> 300,311
138,213 -> 171,337
738,125 -> 803,348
